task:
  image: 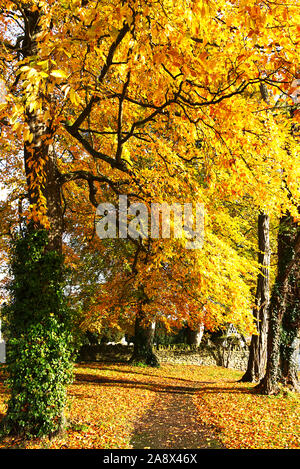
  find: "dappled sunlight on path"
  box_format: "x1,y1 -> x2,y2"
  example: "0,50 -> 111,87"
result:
0,363 -> 298,449
72,364 -> 224,449
130,381 -> 223,449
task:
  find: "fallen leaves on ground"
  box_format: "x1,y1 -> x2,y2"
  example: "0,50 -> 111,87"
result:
0,363 -> 299,449
194,368 -> 300,449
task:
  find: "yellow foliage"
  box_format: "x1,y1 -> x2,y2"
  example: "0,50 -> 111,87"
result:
0,0 -> 299,332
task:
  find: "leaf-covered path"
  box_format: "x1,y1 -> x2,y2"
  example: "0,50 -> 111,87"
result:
130,375 -> 224,449
1,363 -> 299,449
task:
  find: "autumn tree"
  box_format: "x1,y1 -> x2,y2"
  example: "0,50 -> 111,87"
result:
254,82 -> 300,394
0,0 -> 300,436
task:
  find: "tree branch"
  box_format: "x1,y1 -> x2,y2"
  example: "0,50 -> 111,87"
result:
116,72 -> 131,163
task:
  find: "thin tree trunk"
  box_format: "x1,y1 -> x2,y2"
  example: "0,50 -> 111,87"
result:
241,213 -> 270,382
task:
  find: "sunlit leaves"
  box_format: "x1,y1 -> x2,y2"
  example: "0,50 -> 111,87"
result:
0,363 -> 298,449
195,368 -> 300,449
0,0 -> 299,335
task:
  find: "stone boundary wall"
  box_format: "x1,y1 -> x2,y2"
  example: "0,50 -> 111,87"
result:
156,347 -> 249,370
78,343 -> 250,371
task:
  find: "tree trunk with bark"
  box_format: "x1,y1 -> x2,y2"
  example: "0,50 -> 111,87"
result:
186,323 -> 204,348
129,303 -> 159,367
280,335 -> 300,391
279,257 -> 300,391
2,7 -> 70,438
256,214 -> 300,394
241,213 -> 270,382
21,7 -> 63,254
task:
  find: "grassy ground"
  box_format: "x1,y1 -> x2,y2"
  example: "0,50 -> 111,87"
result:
0,362 -> 299,449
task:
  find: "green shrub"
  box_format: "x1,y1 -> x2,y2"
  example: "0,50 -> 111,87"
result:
3,318 -> 73,437
1,228 -> 73,438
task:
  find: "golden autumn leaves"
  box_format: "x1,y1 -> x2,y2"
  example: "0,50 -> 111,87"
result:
0,363 -> 299,449
0,0 -> 299,334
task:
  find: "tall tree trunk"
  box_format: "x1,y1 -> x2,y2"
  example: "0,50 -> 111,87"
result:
129,302 -> 159,367
279,256 -> 300,391
241,213 -> 270,382
21,8 -> 63,253
2,7 -> 70,438
256,214 -> 300,394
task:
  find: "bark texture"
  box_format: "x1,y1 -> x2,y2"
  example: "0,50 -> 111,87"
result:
22,8 -> 63,253
257,214 -> 300,394
130,305 -> 160,367
241,213 -> 270,382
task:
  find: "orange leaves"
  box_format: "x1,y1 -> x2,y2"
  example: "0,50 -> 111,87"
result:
0,0 -> 299,338
195,368 -> 300,449
1,363 -> 298,449
293,110 -> 300,123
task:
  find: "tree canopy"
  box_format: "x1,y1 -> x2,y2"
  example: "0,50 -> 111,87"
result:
1,0 -> 299,334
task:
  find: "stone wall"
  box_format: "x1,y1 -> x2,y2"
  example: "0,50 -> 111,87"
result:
156,346 -> 249,370
78,343 -> 250,371
78,344 -> 133,363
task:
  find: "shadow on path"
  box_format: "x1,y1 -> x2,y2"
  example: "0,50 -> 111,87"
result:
130,390 -> 224,450
74,367 -> 226,449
